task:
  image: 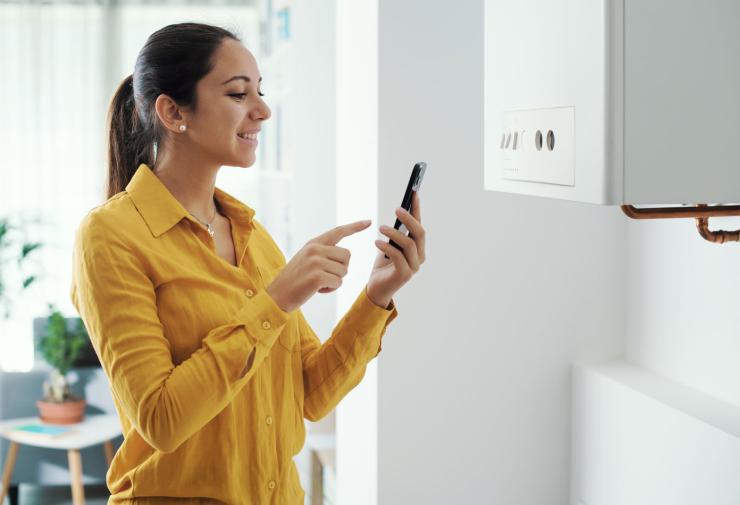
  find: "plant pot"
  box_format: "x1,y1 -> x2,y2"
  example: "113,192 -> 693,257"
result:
36,396 -> 86,424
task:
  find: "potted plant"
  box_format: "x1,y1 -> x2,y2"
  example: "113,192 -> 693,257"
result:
36,303 -> 89,424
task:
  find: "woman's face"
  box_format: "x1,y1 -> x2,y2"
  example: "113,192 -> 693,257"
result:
185,38 -> 271,168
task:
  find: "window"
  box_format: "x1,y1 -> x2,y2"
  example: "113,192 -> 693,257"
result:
0,0 -> 294,371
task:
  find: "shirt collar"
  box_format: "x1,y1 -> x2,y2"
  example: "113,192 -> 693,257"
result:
126,163 -> 256,238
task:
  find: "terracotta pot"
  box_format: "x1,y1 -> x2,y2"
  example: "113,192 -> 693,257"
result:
36,396 -> 86,424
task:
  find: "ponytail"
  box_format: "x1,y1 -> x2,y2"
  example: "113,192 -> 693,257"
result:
104,22 -> 241,200
106,74 -> 154,199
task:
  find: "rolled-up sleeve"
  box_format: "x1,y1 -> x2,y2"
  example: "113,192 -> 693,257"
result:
299,287 -> 398,422
70,213 -> 290,454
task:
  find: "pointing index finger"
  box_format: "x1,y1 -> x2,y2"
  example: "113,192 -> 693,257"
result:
319,219 -> 372,245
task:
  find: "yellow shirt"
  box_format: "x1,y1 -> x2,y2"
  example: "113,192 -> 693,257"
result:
69,163 -> 398,505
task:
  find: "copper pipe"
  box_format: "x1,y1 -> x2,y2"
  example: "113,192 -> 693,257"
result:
695,218 -> 740,243
620,204 -> 740,219
621,204 -> 740,243
694,204 -> 740,243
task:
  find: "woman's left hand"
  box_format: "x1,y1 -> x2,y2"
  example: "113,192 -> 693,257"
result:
366,191 -> 426,308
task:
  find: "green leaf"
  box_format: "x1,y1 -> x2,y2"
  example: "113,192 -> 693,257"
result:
38,307 -> 91,372
0,215 -> 45,320
21,242 -> 42,258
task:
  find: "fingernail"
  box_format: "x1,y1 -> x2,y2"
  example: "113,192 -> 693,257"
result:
362,219 -> 371,225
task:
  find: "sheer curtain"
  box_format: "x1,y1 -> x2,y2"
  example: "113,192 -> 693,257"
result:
0,0 -> 295,372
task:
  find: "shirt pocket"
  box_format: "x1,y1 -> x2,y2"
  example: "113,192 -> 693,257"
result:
256,263 -> 296,352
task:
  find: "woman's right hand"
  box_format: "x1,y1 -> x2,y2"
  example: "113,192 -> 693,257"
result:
265,219 -> 372,313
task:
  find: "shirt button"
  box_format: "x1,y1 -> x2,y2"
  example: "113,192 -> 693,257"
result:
245,288 -> 255,297
262,320 -> 271,330
266,416 -> 273,425
268,480 -> 276,490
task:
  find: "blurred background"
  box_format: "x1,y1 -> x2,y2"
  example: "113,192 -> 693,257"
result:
0,0 -> 296,372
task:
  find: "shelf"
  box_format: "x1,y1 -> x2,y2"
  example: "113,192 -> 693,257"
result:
571,359 -> 740,504
576,359 -> 740,439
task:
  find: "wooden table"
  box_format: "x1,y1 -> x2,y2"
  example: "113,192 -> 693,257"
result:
0,414 -> 121,505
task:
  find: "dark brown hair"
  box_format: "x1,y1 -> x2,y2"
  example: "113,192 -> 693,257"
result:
105,22 -> 240,199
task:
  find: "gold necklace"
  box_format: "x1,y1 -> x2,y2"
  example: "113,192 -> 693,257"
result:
191,202 -> 218,238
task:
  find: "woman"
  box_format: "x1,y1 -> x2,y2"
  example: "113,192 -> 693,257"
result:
70,22 -> 426,504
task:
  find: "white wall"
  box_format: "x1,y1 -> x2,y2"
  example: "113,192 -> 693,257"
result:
335,0 -> 381,504
625,216 -> 740,407
334,2 -> 740,503
289,0 -> 336,344
271,1 -> 343,500
376,1 -> 625,503
568,217 -> 740,504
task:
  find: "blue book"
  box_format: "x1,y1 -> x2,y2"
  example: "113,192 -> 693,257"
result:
9,423 -> 76,439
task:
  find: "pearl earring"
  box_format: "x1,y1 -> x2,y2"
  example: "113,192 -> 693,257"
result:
179,124 -> 187,132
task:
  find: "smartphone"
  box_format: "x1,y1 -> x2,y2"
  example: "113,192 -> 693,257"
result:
384,161 -> 427,259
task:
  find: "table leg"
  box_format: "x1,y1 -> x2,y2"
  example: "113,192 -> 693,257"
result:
67,448 -> 85,505
7,484 -> 18,505
103,440 -> 114,467
0,441 -> 19,504
310,450 -> 323,505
